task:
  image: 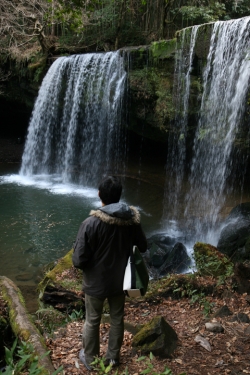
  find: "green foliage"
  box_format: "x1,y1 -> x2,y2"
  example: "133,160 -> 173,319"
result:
172,279 -> 214,317
226,0 -> 250,18
193,242 -> 234,279
64,308 -> 85,323
35,307 -> 66,335
91,357 -> 115,374
178,2 -> 226,23
90,353 -> 185,375
0,339 -> 63,375
189,291 -> 214,316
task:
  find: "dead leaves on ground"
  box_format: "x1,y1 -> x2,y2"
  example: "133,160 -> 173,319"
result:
46,290 -> 250,375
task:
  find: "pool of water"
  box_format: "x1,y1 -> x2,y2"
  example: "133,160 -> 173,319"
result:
0,162 -> 165,291
1,160 -> 249,312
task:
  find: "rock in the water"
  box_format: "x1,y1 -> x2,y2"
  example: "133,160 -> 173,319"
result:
217,202 -> 250,261
149,243 -> 170,268
160,242 -> 191,274
146,233 -> 191,275
147,234 -> 177,250
132,316 -> 178,357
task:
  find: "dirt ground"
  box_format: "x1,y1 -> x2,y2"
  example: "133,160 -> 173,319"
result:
47,289 -> 250,375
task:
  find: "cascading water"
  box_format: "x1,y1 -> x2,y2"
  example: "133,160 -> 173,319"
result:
176,17 -> 250,245
163,25 -> 200,233
20,51 -> 127,186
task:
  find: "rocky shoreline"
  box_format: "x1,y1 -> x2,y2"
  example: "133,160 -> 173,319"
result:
0,138 -> 24,163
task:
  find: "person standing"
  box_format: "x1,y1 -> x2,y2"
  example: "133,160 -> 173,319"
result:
72,176 -> 147,370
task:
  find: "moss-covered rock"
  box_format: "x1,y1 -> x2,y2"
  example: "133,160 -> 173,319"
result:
150,39 -> 177,61
193,242 -> 233,277
38,249 -> 84,312
132,316 -> 178,357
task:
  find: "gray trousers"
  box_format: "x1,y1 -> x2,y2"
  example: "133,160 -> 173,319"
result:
82,293 -> 125,366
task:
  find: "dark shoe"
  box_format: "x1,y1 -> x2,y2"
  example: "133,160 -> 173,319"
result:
79,349 -> 92,371
104,358 -> 120,367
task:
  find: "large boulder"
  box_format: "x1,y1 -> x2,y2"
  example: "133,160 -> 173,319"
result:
162,242 -> 191,274
132,316 -> 178,357
146,234 -> 190,276
217,202 -> 250,261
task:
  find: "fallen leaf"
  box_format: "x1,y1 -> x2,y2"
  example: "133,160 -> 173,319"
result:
175,358 -> 183,364
194,335 -> 212,352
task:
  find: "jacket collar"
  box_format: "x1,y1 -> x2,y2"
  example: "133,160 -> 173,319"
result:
90,205 -> 141,226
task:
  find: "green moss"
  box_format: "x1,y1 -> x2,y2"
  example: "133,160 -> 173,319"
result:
46,249 -> 74,281
38,249 -> 74,292
38,249 -> 83,302
1,287 -> 31,342
59,278 -> 82,291
150,39 -> 177,60
129,63 -> 175,140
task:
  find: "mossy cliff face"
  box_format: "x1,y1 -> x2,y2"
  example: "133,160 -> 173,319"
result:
125,23 -> 214,144
1,51 -> 47,108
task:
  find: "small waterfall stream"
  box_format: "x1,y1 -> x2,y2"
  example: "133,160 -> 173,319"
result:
163,25 -> 200,232
165,17 -> 250,245
20,52 -> 127,186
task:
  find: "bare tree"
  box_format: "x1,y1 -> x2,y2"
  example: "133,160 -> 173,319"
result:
0,0 -> 51,55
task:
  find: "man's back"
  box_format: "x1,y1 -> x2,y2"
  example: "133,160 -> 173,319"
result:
73,203 -> 147,298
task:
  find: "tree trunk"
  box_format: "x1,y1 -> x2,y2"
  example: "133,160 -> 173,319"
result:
0,276 -> 56,375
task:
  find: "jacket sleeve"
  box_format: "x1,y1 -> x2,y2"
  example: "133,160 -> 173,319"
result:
72,220 -> 93,270
134,223 -> 148,253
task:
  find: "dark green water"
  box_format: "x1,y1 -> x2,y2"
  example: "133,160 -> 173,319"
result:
0,162 -> 165,294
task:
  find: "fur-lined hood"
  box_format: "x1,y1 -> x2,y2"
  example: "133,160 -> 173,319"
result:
90,202 -> 140,226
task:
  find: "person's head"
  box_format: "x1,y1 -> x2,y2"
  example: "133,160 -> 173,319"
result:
98,176 -> 122,205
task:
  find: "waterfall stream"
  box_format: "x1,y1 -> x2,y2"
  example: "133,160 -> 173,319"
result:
163,25 -> 200,235
166,17 -> 250,245
20,52 -> 127,187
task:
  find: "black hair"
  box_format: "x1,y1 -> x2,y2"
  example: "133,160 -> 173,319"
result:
98,176 -> 122,205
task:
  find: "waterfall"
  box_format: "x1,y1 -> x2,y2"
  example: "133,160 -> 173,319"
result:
184,17 -> 250,244
163,25 -> 200,232
20,52 -> 127,187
